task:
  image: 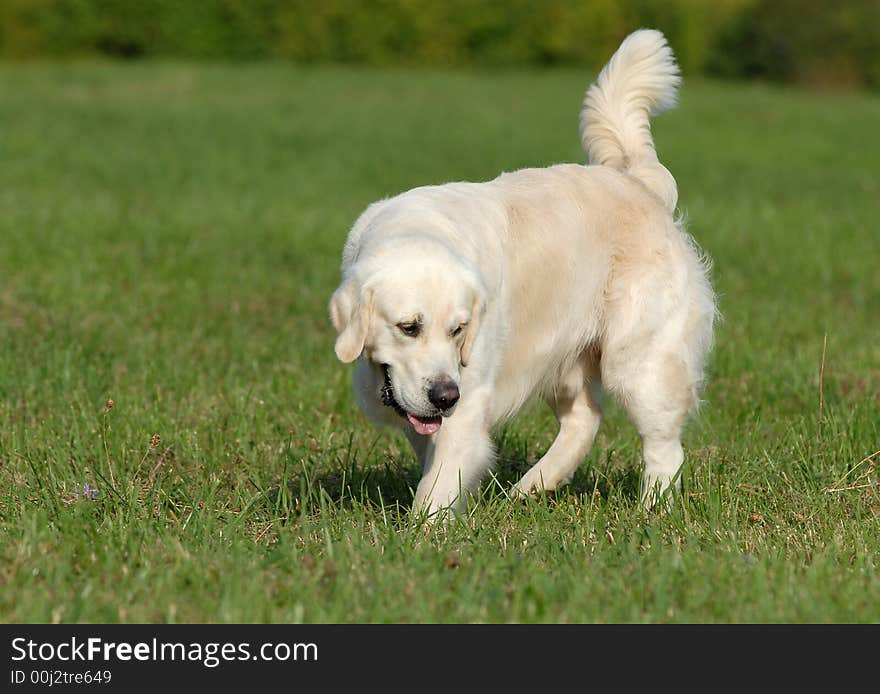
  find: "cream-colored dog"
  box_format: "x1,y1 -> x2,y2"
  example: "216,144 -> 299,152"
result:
329,29 -> 715,516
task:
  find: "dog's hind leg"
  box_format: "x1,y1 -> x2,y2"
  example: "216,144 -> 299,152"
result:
511,354 -> 602,498
602,346 -> 695,510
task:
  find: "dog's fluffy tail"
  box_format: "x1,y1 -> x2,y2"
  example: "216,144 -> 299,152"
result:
579,29 -> 680,211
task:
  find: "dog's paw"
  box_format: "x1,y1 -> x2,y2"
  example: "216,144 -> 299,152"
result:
509,473 -> 552,502
508,483 -> 533,502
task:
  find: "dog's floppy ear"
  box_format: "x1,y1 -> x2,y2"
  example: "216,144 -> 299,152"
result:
329,280 -> 373,363
460,283 -> 485,368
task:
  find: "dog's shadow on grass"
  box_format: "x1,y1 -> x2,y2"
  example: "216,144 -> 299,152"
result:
286,432 -> 642,513
290,456 -> 422,512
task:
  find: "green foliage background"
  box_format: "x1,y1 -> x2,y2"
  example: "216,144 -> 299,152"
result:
1,0 -> 878,88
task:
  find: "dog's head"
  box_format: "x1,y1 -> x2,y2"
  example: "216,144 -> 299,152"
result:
329,245 -> 485,436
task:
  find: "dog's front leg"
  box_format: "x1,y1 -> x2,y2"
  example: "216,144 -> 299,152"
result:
404,428 -> 430,469
411,393 -> 494,518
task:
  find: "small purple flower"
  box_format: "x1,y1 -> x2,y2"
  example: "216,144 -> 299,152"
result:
79,483 -> 99,500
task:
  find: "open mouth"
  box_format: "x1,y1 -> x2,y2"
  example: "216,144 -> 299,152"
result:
380,364 -> 443,436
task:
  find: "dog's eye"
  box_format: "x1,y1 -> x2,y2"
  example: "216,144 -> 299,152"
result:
450,323 -> 467,338
398,322 -> 420,337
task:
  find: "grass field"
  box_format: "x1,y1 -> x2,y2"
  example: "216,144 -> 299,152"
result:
0,62 -> 878,623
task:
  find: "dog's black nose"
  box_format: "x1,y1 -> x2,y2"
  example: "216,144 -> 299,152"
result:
428,379 -> 460,411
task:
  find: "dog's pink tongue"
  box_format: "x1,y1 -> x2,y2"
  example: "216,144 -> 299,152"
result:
407,413 -> 442,436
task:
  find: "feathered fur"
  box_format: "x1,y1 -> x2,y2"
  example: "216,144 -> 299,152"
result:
580,29 -> 681,211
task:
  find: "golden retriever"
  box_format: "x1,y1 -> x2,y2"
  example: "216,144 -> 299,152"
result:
329,29 -> 715,516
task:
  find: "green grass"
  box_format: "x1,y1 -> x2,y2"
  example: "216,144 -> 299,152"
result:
0,62 -> 878,623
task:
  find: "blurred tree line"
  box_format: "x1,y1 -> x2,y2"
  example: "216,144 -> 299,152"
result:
0,0 -> 877,89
